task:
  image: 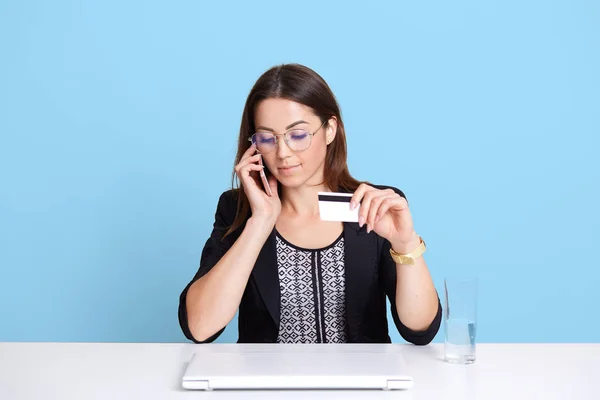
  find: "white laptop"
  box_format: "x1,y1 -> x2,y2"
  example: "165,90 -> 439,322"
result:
181,343 -> 413,391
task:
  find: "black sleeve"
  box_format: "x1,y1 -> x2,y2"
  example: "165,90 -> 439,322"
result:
377,186 -> 442,345
178,190 -> 238,343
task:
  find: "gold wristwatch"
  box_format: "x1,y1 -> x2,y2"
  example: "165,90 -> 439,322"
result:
389,236 -> 426,265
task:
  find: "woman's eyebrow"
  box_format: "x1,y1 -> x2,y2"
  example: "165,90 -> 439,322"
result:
256,120 -> 309,132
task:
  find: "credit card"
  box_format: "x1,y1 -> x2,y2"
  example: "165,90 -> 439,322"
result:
317,192 -> 359,222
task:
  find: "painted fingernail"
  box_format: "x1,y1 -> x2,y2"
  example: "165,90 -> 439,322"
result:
359,216 -> 365,227
366,224 -> 371,233
350,201 -> 356,210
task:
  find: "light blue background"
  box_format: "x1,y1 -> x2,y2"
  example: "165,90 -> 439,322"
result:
1,0 -> 598,343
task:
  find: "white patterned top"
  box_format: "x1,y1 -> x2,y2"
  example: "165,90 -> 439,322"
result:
275,231 -> 347,343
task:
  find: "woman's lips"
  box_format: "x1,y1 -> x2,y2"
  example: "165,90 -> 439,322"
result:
278,165 -> 300,175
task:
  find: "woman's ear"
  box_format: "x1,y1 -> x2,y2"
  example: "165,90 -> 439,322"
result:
325,116 -> 338,145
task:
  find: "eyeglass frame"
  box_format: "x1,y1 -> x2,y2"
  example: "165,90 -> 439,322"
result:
247,119 -> 328,153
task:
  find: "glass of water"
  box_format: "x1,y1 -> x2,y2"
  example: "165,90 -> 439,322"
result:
443,276 -> 478,364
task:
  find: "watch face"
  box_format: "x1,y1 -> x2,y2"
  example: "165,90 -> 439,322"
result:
390,250 -> 413,265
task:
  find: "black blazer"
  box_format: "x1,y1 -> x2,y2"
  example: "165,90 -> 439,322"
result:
178,184 -> 442,345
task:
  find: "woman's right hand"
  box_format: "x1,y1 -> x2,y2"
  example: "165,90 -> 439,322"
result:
234,144 -> 281,225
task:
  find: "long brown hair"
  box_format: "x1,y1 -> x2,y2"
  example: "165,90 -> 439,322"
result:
224,63 -> 364,238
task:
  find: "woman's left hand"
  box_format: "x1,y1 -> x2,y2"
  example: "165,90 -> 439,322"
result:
350,184 -> 420,253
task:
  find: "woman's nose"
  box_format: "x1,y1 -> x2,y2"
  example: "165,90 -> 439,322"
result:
276,136 -> 293,158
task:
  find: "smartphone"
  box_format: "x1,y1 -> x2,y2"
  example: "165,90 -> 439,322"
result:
257,156 -> 273,196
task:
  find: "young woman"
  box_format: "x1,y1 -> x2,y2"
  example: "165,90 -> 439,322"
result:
178,64 -> 441,345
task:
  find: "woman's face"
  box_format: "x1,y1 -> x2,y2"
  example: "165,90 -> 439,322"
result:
253,98 -> 336,189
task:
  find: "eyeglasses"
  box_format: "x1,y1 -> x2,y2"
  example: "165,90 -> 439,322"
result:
248,120 -> 327,154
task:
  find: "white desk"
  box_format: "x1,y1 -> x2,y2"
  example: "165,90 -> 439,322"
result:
0,342 -> 597,399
